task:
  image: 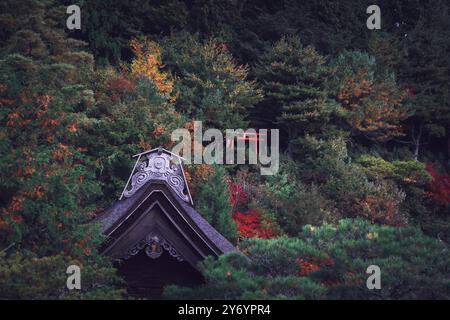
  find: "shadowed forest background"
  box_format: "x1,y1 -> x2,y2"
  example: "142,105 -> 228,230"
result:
0,0 -> 449,299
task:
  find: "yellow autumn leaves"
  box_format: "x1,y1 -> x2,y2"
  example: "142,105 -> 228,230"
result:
130,38 -> 174,97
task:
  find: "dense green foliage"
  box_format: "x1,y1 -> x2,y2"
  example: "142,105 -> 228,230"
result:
165,220 -> 450,299
195,166 -> 238,243
0,0 -> 124,298
253,36 -> 337,153
0,0 -> 449,299
161,32 -> 262,129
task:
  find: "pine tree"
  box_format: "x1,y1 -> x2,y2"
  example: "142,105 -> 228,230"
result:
254,36 -> 337,154
77,0 -> 190,64
165,219 -> 450,300
161,32 -> 262,130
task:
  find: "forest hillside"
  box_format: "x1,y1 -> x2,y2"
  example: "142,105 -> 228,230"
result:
0,0 -> 449,299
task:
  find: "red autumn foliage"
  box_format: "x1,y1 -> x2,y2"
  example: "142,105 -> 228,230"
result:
426,163 -> 450,205
229,180 -> 278,239
355,194 -> 406,226
232,209 -> 276,239
296,258 -> 321,276
296,257 -> 334,277
108,75 -> 135,102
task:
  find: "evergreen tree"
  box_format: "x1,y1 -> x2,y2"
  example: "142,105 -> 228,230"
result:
1,0 -> 449,300
0,0 -> 87,61
254,36 -> 337,154
76,37 -> 186,206
75,0 -> 189,64
0,0 -> 123,298
161,32 -> 262,130
390,0 -> 450,162
195,166 -> 238,243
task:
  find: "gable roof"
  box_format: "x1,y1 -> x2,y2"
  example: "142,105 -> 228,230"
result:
95,148 -> 236,268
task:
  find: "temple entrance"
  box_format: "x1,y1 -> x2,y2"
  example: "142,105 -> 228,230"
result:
116,249 -> 204,299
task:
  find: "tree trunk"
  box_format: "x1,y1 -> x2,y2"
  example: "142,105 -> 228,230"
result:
412,124 -> 422,161
413,137 -> 420,161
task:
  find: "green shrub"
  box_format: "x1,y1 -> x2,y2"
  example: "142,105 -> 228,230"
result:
0,250 -> 124,299
165,219 -> 450,300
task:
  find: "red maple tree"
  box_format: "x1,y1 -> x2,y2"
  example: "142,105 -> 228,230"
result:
426,163 -> 450,205
232,209 -> 276,239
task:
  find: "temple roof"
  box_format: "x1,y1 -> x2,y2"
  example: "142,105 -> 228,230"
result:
95,147 -> 235,267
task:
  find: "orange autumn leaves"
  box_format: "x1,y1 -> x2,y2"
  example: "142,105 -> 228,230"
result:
6,92 -> 52,128
1,186 -> 46,231
130,38 -> 174,97
1,195 -> 25,228
52,143 -> 72,161
107,37 -> 176,103
0,85 -> 85,238
337,69 -> 409,142
3,89 -> 78,140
